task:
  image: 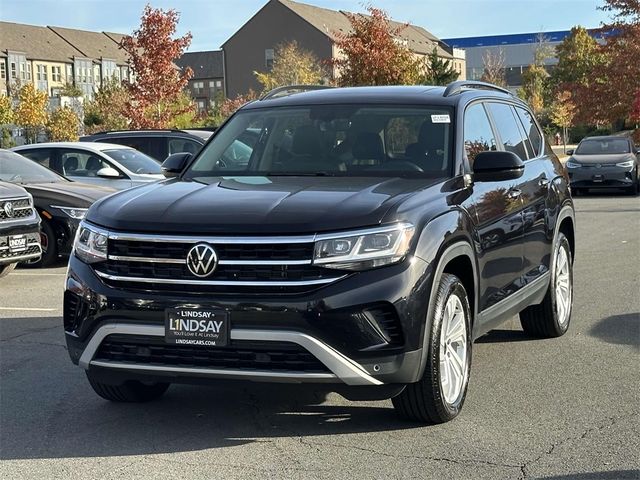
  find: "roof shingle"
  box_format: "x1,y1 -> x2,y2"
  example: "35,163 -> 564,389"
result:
175,51 -> 224,79
0,21 -> 82,62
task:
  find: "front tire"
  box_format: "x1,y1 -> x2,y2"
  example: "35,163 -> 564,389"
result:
520,232 -> 573,338
25,220 -> 57,268
86,371 -> 170,402
392,273 -> 472,424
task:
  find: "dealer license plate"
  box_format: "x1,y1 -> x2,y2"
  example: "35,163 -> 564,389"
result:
165,308 -> 229,347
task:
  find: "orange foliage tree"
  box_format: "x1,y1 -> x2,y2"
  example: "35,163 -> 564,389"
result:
120,5 -> 193,128
332,7 -> 421,86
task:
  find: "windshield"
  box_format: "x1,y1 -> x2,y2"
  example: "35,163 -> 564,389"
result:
103,149 -> 162,174
575,138 -> 630,155
0,150 -> 65,183
184,105 -> 453,180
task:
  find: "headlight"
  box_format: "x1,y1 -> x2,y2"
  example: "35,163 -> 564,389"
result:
74,222 -> 108,264
313,223 -> 415,271
615,160 -> 635,168
51,205 -> 88,219
565,160 -> 581,168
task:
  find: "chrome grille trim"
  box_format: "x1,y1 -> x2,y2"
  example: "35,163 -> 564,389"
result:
108,231 -> 318,244
107,255 -> 312,266
94,269 -> 346,287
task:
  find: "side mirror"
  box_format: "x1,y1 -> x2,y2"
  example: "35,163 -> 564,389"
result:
96,167 -> 121,178
161,153 -> 192,178
473,151 -> 525,182
566,149 -> 574,156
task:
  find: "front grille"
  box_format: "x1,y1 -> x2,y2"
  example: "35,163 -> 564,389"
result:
0,198 -> 34,221
95,334 -> 330,373
0,242 -> 41,261
108,240 -> 314,261
94,233 -> 346,294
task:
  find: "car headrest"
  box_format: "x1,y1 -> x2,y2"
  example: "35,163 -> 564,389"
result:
291,125 -> 323,156
352,132 -> 384,161
86,156 -> 102,172
64,156 -> 78,171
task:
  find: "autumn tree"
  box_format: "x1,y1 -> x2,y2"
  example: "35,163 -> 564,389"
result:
481,48 -> 507,87
588,0 -> 640,125
0,95 -> 14,148
332,7 -> 421,86
549,90 -> 577,152
14,83 -> 48,144
47,106 -> 80,141
207,91 -> 258,126
120,5 -> 193,128
254,41 -> 327,92
421,47 -> 459,85
84,78 -> 130,133
519,34 -> 553,114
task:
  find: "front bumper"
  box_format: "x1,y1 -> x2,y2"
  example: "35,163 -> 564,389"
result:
0,224 -> 41,266
64,254 -> 434,387
568,165 -> 636,189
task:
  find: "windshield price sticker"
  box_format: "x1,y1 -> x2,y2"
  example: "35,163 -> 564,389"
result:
431,114 -> 451,124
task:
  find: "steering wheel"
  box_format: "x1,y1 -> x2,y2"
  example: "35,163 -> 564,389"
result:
368,160 -> 424,172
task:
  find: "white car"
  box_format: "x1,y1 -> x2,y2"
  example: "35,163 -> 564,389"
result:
12,142 -> 164,190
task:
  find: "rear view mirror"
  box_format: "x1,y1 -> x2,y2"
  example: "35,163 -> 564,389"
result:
96,167 -> 121,178
473,151 -> 524,182
566,149 -> 574,156
162,153 -> 192,178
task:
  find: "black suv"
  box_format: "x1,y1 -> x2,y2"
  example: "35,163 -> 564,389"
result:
80,129 -> 213,162
1,181 -> 41,277
65,82 -> 575,423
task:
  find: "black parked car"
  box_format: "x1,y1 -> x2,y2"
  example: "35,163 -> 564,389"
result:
65,82 -> 575,424
566,135 -> 639,195
0,181 -> 41,277
0,150 -> 115,267
80,129 -> 213,162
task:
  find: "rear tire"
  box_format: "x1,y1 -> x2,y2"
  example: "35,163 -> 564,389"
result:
520,232 -> 573,338
0,263 -> 17,278
86,371 -> 170,402
392,273 -> 472,424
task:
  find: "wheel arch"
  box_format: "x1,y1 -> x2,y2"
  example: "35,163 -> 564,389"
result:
555,203 -> 576,261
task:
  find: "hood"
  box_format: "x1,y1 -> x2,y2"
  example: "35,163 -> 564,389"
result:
0,181 -> 29,199
88,176 -> 439,234
22,181 -> 116,208
571,152 -> 636,165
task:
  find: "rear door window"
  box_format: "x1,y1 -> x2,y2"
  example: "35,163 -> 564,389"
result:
18,149 -> 54,169
168,138 -> 201,156
486,103 -> 530,160
514,107 -> 543,158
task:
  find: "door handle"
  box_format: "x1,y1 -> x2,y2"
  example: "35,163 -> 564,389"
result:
538,177 -> 550,188
508,188 -> 522,199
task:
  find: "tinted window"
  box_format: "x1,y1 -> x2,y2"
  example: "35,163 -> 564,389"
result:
464,103 -> 497,168
186,105 -> 453,179
575,138 -> 630,155
487,103 -> 529,160
103,149 -> 162,174
515,107 -> 542,157
0,150 -> 64,183
19,148 -> 53,168
168,138 -> 201,156
105,136 -> 158,159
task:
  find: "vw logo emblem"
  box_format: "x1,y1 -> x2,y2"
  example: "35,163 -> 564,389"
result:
3,202 -> 14,218
186,244 -> 218,277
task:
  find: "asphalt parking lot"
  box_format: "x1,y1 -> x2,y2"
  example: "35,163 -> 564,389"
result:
1,192 -> 638,480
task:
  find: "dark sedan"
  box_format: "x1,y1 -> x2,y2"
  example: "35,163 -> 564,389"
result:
566,136 -> 639,195
0,150 -> 115,267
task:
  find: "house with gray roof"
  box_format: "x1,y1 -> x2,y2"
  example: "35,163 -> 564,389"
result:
175,51 -> 225,113
222,0 -> 465,97
0,21 -> 131,99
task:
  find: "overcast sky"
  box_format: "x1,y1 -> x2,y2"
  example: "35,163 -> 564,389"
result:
1,0 -> 611,51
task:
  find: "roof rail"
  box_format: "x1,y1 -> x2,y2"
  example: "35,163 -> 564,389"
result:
260,85 -> 334,101
443,80 -> 512,97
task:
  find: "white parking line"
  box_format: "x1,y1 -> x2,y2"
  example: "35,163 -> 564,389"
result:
0,307 -> 59,312
11,273 -> 66,276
